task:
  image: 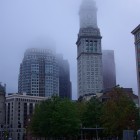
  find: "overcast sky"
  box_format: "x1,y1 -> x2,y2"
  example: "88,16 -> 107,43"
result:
0,0 -> 140,99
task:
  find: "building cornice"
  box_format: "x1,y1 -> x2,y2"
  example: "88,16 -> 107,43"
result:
6,93 -> 48,100
131,24 -> 140,34
77,52 -> 102,59
76,35 -> 102,45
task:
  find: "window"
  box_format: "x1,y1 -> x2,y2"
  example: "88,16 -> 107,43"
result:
86,40 -> 89,46
90,40 -> 93,46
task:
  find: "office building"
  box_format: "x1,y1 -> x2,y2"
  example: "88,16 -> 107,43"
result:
102,50 -> 116,89
18,48 -> 72,99
57,54 -> 72,99
131,24 -> 140,106
76,0 -> 103,98
5,93 -> 47,140
18,48 -> 59,97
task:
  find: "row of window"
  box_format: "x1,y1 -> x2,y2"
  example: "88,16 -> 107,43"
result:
136,43 -> 140,48
135,32 -> 140,40
16,98 -> 40,102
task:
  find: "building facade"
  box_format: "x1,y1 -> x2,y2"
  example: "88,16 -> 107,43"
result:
18,48 -> 59,97
0,83 -> 6,140
76,0 -> 103,98
57,54 -> 72,99
131,24 -> 140,106
6,93 -> 47,140
102,50 -> 116,89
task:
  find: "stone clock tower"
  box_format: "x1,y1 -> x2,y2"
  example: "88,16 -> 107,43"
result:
76,0 -> 103,98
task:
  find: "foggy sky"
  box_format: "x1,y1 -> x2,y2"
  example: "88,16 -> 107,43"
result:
0,0 -> 140,99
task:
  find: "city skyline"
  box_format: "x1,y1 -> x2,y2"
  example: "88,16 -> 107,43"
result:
0,0 -> 140,99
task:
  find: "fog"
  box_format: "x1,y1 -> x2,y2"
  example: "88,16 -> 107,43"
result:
0,0 -> 140,99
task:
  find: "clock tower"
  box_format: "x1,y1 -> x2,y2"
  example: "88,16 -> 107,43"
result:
76,0 -> 103,98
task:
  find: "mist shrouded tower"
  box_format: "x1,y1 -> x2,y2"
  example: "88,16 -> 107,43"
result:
79,0 -> 97,28
76,0 -> 103,98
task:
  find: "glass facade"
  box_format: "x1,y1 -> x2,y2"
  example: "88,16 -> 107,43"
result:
18,48 -> 59,97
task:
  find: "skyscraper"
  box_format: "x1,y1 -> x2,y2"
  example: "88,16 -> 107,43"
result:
18,48 -> 59,97
18,48 -> 72,99
57,54 -> 72,99
131,24 -> 140,106
102,50 -> 116,89
76,0 -> 103,97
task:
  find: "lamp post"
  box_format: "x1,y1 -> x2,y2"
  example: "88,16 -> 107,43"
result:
96,125 -> 99,140
80,124 -> 83,140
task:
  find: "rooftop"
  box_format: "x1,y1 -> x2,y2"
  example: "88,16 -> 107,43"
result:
6,93 -> 48,100
131,24 -> 140,34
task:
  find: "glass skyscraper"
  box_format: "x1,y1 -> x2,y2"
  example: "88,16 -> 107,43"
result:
18,48 -> 71,99
18,48 -> 59,97
102,50 -> 116,89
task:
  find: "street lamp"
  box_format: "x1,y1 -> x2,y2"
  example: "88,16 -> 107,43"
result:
80,124 -> 83,140
96,125 -> 99,140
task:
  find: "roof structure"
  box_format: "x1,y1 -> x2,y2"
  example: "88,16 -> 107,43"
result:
131,24 -> 140,34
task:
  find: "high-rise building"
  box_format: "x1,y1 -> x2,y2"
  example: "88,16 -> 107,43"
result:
57,54 -> 72,99
0,83 -> 6,140
131,24 -> 140,106
76,0 -> 103,98
18,48 -> 72,99
102,50 -> 116,89
18,48 -> 59,97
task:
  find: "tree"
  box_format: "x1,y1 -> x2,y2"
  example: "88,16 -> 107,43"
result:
76,100 -> 87,124
82,97 -> 103,128
30,96 -> 81,139
101,87 -> 140,138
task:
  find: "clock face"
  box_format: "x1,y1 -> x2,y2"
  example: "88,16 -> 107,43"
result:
85,40 -> 97,53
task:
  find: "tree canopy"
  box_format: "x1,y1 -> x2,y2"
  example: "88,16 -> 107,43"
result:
101,87 -> 140,137
29,87 -> 140,139
30,96 -> 81,138
81,97 -> 103,128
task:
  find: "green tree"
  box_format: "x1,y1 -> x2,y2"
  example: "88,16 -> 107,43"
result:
101,87 -> 140,138
30,96 -> 81,139
76,100 -> 87,123
82,97 -> 103,128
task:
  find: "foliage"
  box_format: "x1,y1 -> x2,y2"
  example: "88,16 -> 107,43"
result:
30,96 -> 81,138
101,87 -> 140,137
76,100 -> 87,123
30,87 -> 140,138
81,97 -> 103,128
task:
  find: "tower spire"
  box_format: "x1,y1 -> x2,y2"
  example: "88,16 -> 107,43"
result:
79,0 -> 97,28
